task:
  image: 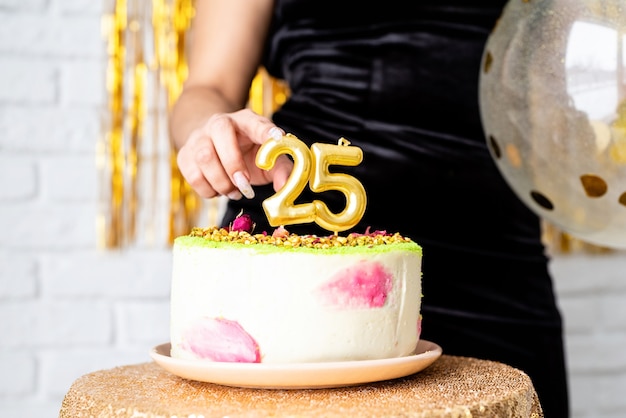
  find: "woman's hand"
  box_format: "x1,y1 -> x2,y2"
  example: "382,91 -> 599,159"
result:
176,108 -> 293,200
169,0 -> 279,200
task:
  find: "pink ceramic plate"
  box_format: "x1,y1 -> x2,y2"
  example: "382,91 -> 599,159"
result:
150,339 -> 442,389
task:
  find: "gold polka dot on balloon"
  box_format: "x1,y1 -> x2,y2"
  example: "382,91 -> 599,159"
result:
580,174 -> 608,198
488,135 -> 501,159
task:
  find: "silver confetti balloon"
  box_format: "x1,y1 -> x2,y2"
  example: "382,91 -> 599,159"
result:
479,0 -> 626,249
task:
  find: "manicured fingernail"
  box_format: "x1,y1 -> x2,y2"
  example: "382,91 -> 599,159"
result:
269,126 -> 284,141
233,171 -> 255,199
227,190 -> 243,200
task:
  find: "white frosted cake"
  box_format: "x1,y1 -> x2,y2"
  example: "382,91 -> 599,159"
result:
170,219 -> 423,364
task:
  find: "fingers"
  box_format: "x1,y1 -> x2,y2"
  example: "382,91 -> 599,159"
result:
232,171 -> 254,199
176,109 -> 289,200
228,108 -> 285,145
223,109 -> 291,192
200,114 -> 254,198
268,154 -> 293,192
176,129 -> 233,199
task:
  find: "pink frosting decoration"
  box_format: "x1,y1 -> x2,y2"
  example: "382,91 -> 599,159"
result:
181,317 -> 261,363
316,261 -> 393,308
417,315 -> 422,339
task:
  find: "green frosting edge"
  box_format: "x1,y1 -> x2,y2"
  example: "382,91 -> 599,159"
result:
174,235 -> 422,256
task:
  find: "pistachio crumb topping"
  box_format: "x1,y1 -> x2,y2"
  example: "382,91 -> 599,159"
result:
188,226 -> 414,249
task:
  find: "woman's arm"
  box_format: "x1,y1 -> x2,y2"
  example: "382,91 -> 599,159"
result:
169,0 -> 290,200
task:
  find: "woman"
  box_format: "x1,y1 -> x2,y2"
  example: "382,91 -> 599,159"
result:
170,1 -> 569,416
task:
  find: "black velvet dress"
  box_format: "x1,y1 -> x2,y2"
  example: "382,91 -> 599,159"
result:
221,1 -> 569,416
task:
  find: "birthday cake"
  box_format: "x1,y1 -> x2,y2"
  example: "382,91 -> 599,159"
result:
169,217 -> 423,364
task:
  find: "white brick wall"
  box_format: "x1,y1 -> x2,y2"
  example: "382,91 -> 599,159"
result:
550,254 -> 626,418
0,1 -> 625,417
0,1 -> 172,416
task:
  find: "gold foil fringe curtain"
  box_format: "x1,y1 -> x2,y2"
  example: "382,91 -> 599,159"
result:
99,0 -> 288,249
99,0 -> 194,249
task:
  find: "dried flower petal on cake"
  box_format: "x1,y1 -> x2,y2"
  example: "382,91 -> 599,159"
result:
272,225 -> 290,238
230,211 -> 256,233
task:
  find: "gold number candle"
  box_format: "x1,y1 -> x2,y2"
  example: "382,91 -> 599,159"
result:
310,139 -> 366,231
256,134 -> 367,232
256,134 -> 317,226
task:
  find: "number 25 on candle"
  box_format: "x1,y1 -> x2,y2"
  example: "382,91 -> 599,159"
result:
256,134 -> 367,232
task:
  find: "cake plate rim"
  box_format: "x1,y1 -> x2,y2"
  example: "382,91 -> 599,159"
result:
150,339 -> 442,389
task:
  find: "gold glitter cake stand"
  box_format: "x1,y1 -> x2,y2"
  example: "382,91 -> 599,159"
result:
59,355 -> 543,417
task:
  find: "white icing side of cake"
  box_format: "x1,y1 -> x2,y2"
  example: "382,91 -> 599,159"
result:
170,238 -> 422,364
